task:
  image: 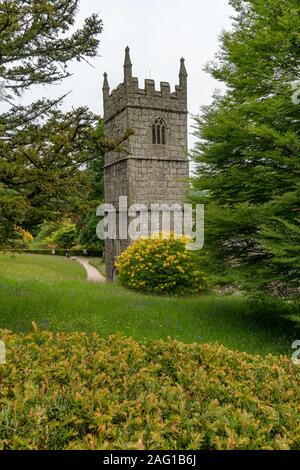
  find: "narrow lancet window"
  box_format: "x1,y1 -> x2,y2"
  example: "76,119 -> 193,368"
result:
152,118 -> 166,145
152,125 -> 156,144
162,125 -> 166,145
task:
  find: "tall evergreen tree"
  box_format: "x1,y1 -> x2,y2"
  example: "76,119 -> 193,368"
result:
192,0 -> 300,296
0,1 -> 126,249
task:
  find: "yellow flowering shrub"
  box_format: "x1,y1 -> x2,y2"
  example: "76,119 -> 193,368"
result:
15,225 -> 33,243
0,329 -> 299,450
115,234 -> 206,295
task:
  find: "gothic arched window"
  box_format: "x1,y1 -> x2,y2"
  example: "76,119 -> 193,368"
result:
152,118 -> 166,145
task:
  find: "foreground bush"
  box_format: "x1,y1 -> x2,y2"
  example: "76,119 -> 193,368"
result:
0,330 -> 299,450
115,235 -> 206,295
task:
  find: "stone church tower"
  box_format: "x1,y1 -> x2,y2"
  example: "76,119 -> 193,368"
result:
103,47 -> 189,279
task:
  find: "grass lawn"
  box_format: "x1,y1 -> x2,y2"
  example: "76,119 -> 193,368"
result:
0,254 -> 296,356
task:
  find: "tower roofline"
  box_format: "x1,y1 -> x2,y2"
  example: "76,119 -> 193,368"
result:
123,46 -> 132,84
103,72 -> 109,89
179,57 -> 188,77
102,72 -> 110,102
103,48 -> 187,119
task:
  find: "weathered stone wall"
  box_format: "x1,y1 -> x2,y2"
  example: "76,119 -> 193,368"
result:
104,159 -> 129,206
127,158 -> 188,206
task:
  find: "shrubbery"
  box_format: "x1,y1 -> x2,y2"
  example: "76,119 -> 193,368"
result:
45,219 -> 77,249
0,330 -> 299,450
115,235 -> 206,295
35,216 -> 103,252
22,248 -> 103,257
15,226 -> 33,244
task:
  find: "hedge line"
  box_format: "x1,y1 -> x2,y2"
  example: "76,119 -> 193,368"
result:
5,248 -> 103,257
0,330 -> 299,450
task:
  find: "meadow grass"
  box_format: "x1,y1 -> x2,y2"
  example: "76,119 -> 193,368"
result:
0,254 -> 296,356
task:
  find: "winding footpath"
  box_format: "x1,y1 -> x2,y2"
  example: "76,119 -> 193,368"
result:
76,257 -> 106,283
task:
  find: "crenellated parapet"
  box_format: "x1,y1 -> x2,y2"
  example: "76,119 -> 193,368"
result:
103,47 -> 187,122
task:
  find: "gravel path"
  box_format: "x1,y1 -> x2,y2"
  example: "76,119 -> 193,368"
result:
76,257 -> 106,283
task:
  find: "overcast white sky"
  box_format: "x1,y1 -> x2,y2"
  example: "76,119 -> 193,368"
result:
18,0 -> 234,150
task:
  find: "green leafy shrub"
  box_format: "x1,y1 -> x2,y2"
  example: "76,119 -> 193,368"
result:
115,235 -> 206,295
45,219 -> 77,249
36,221 -> 61,242
0,330 -> 299,450
79,209 -> 104,250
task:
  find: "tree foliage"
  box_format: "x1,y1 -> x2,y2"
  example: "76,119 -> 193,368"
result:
192,0 -> 300,297
46,218 -> 77,249
0,1 -> 128,249
0,0 -> 102,94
